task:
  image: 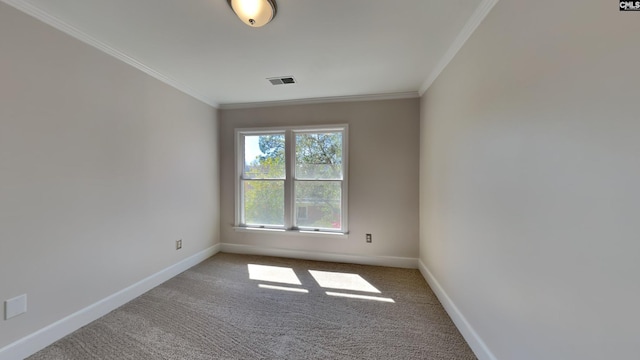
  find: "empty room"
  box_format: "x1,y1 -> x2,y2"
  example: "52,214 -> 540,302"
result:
1,0 -> 638,359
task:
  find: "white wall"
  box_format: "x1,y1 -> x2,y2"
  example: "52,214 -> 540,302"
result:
220,99 -> 420,261
420,1 -> 640,359
0,3 -> 219,350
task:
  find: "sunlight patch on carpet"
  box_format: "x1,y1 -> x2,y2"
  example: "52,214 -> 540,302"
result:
309,270 -> 381,293
248,264 -> 302,285
325,291 -> 395,303
258,284 -> 309,293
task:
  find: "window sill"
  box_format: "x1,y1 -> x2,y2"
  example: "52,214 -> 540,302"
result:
233,226 -> 349,238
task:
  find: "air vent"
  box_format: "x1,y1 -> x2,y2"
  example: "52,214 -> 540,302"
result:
267,76 -> 296,85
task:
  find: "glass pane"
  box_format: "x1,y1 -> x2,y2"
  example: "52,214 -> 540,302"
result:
295,181 -> 341,230
295,132 -> 342,180
244,134 -> 285,179
243,180 -> 284,226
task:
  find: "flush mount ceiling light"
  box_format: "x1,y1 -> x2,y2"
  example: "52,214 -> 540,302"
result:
227,0 -> 277,28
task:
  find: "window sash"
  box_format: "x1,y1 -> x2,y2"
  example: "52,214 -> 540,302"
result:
241,132 -> 285,180
293,130 -> 344,181
293,179 -> 342,231
241,179 -> 285,227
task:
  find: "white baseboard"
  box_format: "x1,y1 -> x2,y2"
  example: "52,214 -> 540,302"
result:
220,243 -> 418,269
0,244 -> 221,360
418,260 -> 497,360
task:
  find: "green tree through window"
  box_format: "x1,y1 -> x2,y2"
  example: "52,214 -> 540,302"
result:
238,126 -> 347,232
295,132 -> 343,229
243,134 -> 285,226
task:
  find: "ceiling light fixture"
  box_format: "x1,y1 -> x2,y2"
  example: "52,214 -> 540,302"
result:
227,0 -> 277,28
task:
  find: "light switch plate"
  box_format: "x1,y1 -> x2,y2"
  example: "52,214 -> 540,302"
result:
5,294 -> 27,320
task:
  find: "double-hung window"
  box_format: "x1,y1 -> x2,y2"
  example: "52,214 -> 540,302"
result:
236,125 -> 348,234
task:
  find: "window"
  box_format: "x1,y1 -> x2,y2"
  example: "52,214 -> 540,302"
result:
296,206 -> 308,220
236,125 -> 348,234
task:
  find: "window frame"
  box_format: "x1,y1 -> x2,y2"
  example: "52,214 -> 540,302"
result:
235,124 -> 348,235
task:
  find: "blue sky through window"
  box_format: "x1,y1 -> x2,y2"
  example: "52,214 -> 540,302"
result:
245,136 -> 262,164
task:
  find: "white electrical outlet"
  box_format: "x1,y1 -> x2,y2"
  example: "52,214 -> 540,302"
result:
5,294 -> 27,320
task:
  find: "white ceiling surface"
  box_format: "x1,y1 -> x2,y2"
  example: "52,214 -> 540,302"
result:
4,0 -> 487,107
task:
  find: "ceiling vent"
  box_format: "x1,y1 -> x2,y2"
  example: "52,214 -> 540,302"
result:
268,76 -> 296,85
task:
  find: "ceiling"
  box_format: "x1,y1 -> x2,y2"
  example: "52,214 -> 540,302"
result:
2,0 -> 493,108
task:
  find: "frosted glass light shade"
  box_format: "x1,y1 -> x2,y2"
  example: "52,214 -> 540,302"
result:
228,0 -> 276,27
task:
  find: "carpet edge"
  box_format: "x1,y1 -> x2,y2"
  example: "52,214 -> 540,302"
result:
0,244 -> 221,360
220,243 -> 418,269
418,259 -> 498,360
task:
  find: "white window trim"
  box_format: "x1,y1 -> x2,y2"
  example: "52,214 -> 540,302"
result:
235,124 -> 349,235
232,226 -> 349,238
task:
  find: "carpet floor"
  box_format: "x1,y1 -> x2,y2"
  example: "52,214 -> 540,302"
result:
28,253 -> 476,359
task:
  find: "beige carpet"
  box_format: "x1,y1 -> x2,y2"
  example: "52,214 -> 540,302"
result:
28,253 -> 476,359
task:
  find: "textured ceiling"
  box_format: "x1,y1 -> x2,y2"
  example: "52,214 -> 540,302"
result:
2,0 -> 492,107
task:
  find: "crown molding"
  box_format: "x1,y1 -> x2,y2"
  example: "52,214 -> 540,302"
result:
219,91 -> 420,110
419,0 -> 499,95
2,0 -> 496,108
1,0 -> 219,108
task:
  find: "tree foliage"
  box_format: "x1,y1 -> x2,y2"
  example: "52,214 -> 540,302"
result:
258,135 -> 285,164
